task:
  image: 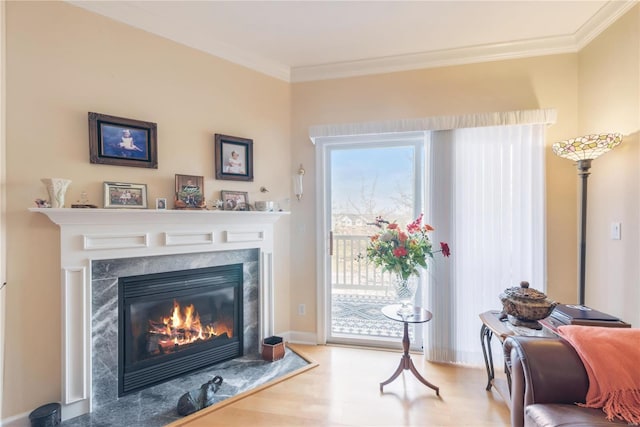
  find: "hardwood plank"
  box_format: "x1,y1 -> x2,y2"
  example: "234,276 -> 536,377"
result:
177,344 -> 510,426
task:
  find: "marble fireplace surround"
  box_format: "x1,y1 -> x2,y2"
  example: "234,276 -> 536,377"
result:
30,208 -> 288,421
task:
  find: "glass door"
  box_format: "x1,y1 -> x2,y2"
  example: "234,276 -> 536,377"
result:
323,136 -> 424,348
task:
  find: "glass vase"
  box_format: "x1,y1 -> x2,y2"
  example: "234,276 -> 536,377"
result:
392,274 -> 418,316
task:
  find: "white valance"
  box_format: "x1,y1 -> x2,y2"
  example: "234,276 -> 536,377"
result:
309,108 -> 557,143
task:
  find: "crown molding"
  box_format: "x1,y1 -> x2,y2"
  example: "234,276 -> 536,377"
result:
67,1 -> 291,82
575,0 -> 638,50
292,1 -> 637,82
198,43 -> 291,82
69,0 -> 636,83
291,35 -> 579,83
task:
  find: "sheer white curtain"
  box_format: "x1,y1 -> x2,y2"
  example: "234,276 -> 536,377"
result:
424,124 -> 546,365
310,109 -> 552,363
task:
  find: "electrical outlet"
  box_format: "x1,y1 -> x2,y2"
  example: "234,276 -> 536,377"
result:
298,304 -> 306,316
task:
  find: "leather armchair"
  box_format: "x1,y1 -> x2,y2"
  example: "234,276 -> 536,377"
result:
503,336 -> 627,427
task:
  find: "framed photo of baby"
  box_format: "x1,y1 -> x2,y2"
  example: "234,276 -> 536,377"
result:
214,134 -> 253,182
89,112 -> 158,169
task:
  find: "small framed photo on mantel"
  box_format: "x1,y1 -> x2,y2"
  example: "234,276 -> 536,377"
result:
221,190 -> 249,211
155,198 -> 167,210
103,182 -> 148,209
214,134 -> 253,182
175,174 -> 206,209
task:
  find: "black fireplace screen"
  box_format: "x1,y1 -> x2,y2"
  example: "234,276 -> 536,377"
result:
118,264 -> 243,396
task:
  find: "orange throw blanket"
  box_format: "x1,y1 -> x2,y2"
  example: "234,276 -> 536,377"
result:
557,325 -> 640,424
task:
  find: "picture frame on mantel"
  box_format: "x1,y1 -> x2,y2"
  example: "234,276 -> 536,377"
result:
103,182 -> 148,209
174,174 -> 206,209
221,190 -> 249,211
155,198 -> 167,210
89,112 -> 158,169
214,134 -> 253,181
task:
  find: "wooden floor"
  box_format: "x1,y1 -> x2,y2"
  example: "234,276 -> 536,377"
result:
177,344 -> 511,427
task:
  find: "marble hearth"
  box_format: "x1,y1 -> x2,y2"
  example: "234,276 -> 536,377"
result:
30,208 -> 288,421
91,250 -> 259,409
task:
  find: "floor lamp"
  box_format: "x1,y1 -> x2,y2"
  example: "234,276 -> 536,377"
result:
551,133 -> 623,306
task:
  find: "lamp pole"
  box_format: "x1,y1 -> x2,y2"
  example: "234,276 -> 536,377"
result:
553,133 -> 623,306
577,159 -> 592,306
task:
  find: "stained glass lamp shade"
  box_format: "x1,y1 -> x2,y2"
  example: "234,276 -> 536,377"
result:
552,133 -> 623,161
551,132 -> 623,306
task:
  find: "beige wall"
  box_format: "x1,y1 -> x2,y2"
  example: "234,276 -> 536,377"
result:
291,55 -> 581,333
4,1 -> 291,418
4,0 -> 638,422
578,5 -> 640,326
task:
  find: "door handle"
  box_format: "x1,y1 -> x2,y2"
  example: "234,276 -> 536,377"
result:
329,231 -> 333,256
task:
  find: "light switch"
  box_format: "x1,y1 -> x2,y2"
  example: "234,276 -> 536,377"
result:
611,222 -> 621,240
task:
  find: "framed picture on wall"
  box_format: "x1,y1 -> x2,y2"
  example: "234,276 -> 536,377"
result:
103,182 -> 148,209
89,112 -> 158,169
214,134 -> 253,181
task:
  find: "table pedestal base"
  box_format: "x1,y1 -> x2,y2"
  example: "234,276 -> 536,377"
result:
379,321 -> 440,395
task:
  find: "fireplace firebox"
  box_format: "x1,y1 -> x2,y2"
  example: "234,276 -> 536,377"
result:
118,264 -> 243,396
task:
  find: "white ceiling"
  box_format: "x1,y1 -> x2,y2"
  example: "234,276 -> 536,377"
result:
69,1 -> 637,82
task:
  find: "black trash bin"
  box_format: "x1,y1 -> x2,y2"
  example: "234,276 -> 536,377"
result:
29,403 -> 61,427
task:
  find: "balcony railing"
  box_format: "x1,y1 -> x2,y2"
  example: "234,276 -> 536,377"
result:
331,234 -> 393,296
330,234 -> 410,340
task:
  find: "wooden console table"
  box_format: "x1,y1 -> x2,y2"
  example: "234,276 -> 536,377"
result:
479,310 -> 553,405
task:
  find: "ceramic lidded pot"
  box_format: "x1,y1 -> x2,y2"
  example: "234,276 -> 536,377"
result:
499,281 -> 557,328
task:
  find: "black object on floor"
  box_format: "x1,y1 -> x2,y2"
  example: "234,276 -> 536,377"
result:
29,402 -> 61,427
177,376 -> 224,416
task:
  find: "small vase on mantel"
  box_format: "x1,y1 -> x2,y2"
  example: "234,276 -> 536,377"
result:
392,273 -> 419,316
41,178 -> 71,208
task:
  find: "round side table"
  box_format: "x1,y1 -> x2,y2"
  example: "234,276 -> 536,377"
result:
379,304 -> 440,396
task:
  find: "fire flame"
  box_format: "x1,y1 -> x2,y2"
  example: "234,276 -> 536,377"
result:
148,299 -> 233,353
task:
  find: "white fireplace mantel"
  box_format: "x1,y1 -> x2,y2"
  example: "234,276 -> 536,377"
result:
29,207 -> 289,420
29,207 -> 288,225
29,208 -> 288,254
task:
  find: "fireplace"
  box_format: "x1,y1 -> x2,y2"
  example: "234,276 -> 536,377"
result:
118,264 -> 244,396
30,208 -> 286,421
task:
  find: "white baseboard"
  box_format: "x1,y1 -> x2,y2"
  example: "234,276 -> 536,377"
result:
1,410 -> 29,427
277,330 -> 318,345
